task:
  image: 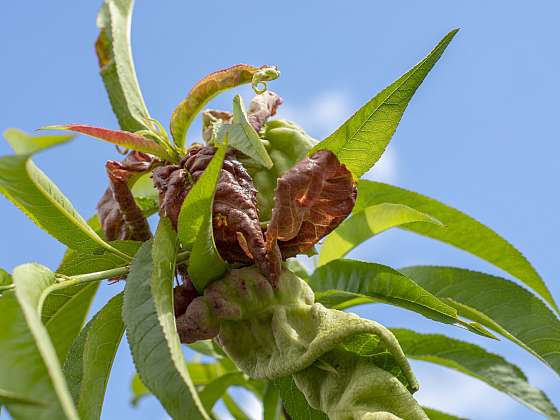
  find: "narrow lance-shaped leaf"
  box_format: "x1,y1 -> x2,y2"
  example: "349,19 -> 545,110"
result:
421,407 -> 466,420
400,266 -> 560,376
3,128 -> 74,155
10,264 -> 79,420
355,180 -> 558,313
222,393 -> 251,420
0,268 -> 12,295
0,290 -> 64,419
199,372 -> 248,411
96,0 -> 151,132
213,95 -> 273,168
177,144 -> 228,291
170,64 -> 279,148
387,329 -> 560,419
319,203 -> 442,266
63,293 -> 125,420
262,382 -> 283,420
309,259 -> 494,338
273,376 -> 328,420
123,238 -> 209,419
310,29 -> 458,178
40,125 -> 170,160
0,153 -> 129,259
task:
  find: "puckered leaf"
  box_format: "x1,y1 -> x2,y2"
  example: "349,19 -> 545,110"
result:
319,203 -> 442,266
356,180 -> 558,313
309,259 -> 493,338
266,150 -> 356,262
400,266 -> 560,376
3,128 -> 74,155
0,153 -> 128,259
310,29 -> 458,178
390,329 -> 560,418
6,264 -> 79,420
63,293 -> 124,420
176,145 -> 229,291
212,95 -> 273,168
170,64 -> 279,148
123,238 -> 209,419
40,125 -> 170,159
96,0 -> 151,132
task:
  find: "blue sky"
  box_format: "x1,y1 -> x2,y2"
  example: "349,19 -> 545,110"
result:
1,1 -> 559,419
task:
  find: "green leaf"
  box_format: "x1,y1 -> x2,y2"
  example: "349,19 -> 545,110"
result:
177,144 -> 228,291
309,259 -> 493,338
130,361 -> 231,406
391,329 -> 560,419
123,239 -> 209,419
0,268 -> 12,287
0,290 -> 66,419
3,128 -> 74,155
262,383 -> 282,420
57,240 -> 140,276
0,153 -> 129,258
213,95 -> 273,168
310,29 -> 458,178
273,376 -> 328,420
400,266 -> 560,376
222,393 -> 250,420
319,203 -> 442,266
64,293 -> 125,420
199,372 -> 248,411
422,407 -> 466,420
42,283 -> 100,363
0,389 -> 44,407
11,264 -> 79,420
356,180 -> 558,313
96,0 -> 151,132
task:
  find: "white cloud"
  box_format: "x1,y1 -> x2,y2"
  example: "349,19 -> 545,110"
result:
276,91 -> 352,138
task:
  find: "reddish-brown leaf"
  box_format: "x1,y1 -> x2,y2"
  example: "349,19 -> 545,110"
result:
266,150 -> 357,258
97,151 -> 158,241
41,124 -> 168,157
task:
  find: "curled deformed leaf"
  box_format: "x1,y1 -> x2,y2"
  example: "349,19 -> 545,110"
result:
267,150 -> 357,258
170,64 -> 279,148
247,91 -> 283,133
175,266 -> 423,419
40,124 -> 170,159
156,146 -> 276,284
97,151 -> 157,241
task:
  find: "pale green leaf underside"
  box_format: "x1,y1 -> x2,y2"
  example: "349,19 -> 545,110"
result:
0,154 -> 127,258
355,180 -> 557,313
309,259 -> 492,338
3,128 -> 74,155
96,0 -> 151,132
311,29 -> 458,178
123,241 -> 209,420
400,266 -> 560,376
12,264 -> 79,420
63,293 -> 124,420
214,95 -> 273,168
391,329 -> 559,418
319,203 -> 442,266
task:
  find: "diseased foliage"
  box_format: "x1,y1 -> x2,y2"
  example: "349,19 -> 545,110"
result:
0,2 -> 557,420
